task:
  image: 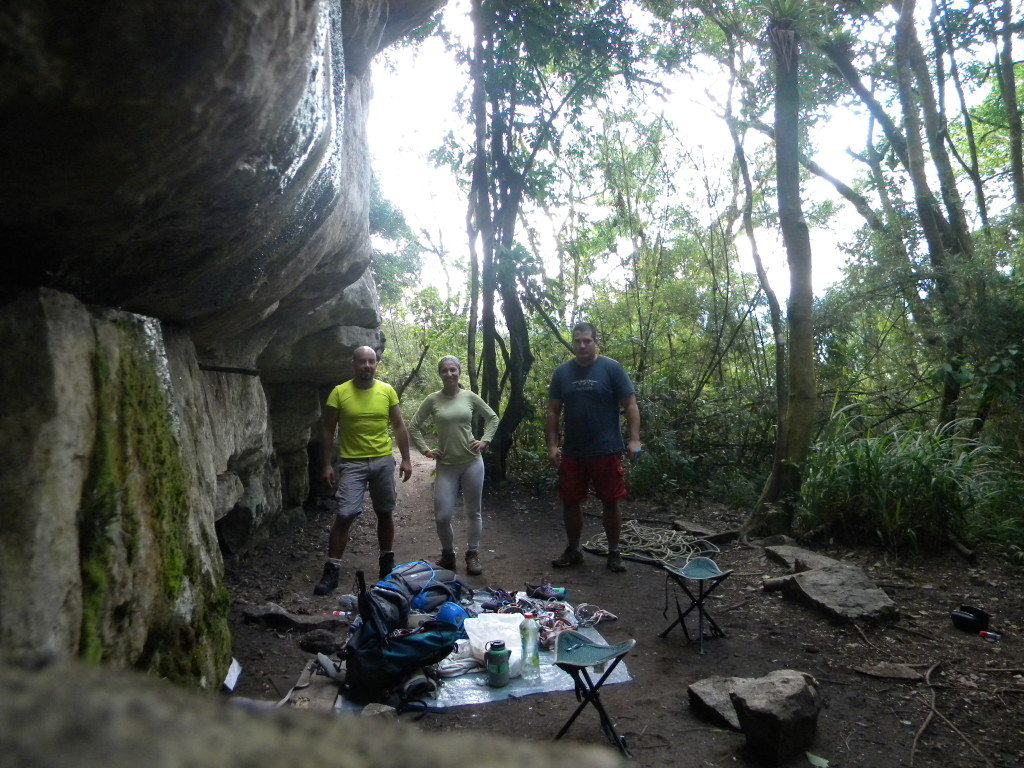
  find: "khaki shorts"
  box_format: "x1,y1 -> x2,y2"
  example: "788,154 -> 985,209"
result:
333,455 -> 397,519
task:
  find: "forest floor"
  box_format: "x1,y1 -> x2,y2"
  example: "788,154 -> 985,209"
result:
226,454 -> 1024,768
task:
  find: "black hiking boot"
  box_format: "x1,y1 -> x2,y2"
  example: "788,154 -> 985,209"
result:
436,550 -> 457,571
378,551 -> 396,581
464,550 -> 483,576
552,546 -> 584,568
606,551 -> 627,573
314,561 -> 341,596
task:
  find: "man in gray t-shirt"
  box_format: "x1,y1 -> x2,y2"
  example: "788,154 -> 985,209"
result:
546,322 -> 641,572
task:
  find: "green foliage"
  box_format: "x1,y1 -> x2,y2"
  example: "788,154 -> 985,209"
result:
797,416 -> 1024,554
375,0 -> 1024,521
369,175 -> 424,307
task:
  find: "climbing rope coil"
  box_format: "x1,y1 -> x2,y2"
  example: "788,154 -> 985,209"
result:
585,519 -> 718,565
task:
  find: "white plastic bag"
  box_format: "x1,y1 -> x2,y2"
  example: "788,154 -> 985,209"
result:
462,613 -> 525,677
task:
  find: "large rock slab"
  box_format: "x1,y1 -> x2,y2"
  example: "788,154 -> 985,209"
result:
778,563 -> 899,624
763,544 -> 840,572
0,0 -> 440,356
0,289 -> 234,684
0,0 -> 443,684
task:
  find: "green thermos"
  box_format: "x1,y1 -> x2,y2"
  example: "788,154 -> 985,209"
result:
485,640 -> 511,688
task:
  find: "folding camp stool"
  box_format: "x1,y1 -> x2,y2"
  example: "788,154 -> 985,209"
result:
659,556 -> 732,654
553,629 -> 636,758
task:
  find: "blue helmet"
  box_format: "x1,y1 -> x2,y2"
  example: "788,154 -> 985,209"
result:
436,601 -> 470,628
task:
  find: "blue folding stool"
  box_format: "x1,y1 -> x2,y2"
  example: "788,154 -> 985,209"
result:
659,556 -> 732,654
553,629 -> 636,758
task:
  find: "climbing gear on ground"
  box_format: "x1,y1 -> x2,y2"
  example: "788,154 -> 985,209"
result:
526,576 -> 565,601
575,603 -> 618,628
480,587 -> 515,611
436,550 -> 457,571
585,519 -> 720,565
464,550 -> 482,576
314,560 -> 341,596
552,546 -> 584,568
435,600 -> 471,629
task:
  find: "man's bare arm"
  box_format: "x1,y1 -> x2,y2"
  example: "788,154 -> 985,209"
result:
389,404 -> 413,482
546,399 -> 563,467
322,406 -> 340,485
622,395 -> 641,459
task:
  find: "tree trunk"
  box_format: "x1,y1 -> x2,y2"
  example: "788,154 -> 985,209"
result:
465,0 -> 488,394
996,0 -> 1024,217
469,0 -> 501,413
728,117 -> 788,536
751,19 -> 816,534
895,0 -> 964,423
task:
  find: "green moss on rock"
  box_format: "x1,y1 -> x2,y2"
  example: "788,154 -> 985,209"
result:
78,317 -> 231,685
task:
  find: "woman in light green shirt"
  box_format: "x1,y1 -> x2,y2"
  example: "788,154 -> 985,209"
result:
409,356 -> 499,576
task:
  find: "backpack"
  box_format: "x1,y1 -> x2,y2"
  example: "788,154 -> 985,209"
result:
384,560 -> 468,612
342,570 -> 459,705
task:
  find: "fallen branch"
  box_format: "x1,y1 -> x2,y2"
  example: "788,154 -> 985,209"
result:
720,596 -> 759,613
891,624 -> 938,641
913,662 -> 994,768
911,662 -> 941,766
947,535 -> 977,565
853,622 -> 880,652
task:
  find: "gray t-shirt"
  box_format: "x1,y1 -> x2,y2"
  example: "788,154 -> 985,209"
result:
548,355 -> 634,457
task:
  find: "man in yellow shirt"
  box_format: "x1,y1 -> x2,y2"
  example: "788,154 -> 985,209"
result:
314,346 -> 412,595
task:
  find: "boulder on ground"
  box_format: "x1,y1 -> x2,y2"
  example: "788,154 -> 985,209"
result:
729,670 -> 821,765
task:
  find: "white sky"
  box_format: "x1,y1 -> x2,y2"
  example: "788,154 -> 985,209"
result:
366,9 -> 860,302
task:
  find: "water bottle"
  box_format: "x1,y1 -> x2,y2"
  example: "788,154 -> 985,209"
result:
520,612 -> 541,681
484,640 -> 511,688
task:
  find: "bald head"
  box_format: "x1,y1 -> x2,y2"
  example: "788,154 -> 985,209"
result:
351,346 -> 379,388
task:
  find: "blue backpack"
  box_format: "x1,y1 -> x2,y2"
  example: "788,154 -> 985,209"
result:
384,560 -> 468,612
342,570 -> 459,705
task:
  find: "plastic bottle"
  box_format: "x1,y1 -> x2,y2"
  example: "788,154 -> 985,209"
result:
520,612 -> 541,681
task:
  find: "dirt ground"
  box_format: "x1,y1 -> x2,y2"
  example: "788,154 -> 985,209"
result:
225,454 -> 1024,767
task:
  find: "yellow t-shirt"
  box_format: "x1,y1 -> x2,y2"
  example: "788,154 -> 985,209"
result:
325,380 -> 399,459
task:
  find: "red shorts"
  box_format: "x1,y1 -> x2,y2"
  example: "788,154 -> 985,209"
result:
558,454 -> 627,503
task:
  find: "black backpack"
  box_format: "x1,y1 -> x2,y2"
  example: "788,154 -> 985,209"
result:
342,570 -> 459,705
384,560 -> 468,612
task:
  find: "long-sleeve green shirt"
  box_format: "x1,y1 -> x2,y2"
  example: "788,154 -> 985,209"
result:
408,389 -> 499,466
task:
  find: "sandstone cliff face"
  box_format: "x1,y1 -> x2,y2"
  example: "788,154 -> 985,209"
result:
0,0 -> 442,685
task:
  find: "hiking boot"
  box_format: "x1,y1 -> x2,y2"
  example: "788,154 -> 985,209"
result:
606,551 -> 627,573
436,550 -> 457,571
464,550 -> 483,576
314,561 -> 341,596
551,546 -> 584,568
378,551 -> 396,581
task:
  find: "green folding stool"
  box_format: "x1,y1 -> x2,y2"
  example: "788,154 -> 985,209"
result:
659,555 -> 732,654
553,629 -> 636,758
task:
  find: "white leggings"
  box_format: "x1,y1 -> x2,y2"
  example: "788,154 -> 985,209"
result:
434,456 -> 485,552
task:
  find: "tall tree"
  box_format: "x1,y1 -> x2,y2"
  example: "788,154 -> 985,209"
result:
462,0 -> 644,477
747,0 -> 817,534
